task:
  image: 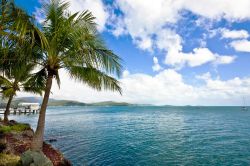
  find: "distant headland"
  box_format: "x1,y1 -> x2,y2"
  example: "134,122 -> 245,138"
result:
0,97 -> 134,107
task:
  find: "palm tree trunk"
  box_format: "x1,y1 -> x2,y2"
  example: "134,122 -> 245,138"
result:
31,74 -> 53,151
3,94 -> 14,123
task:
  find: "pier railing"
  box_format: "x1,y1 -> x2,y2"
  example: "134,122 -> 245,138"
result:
0,108 -> 40,115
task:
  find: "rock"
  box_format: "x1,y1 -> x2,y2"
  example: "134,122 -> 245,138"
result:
59,158 -> 72,166
32,151 -> 53,166
11,131 -> 23,140
21,150 -> 53,166
9,120 -> 18,125
21,151 -> 33,165
47,138 -> 57,143
22,130 -> 34,137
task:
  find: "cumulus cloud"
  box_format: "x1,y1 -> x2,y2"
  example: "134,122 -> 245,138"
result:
230,39 -> 250,52
152,57 -> 162,72
156,29 -> 183,52
18,69 -> 250,106
165,48 -> 236,69
109,0 -> 245,70
182,0 -> 250,21
108,0 -> 183,52
113,0 -> 250,38
220,28 -> 249,39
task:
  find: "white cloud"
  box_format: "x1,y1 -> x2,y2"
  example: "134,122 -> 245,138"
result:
134,36 -> 153,51
114,0 -> 250,39
109,0 -> 244,69
196,72 -> 212,81
152,57 -> 162,72
165,48 -> 236,69
112,0 -> 250,40
110,0 -> 183,51
214,55 -> 236,65
18,69 -> 250,106
122,70 -> 130,77
156,29 -> 183,52
220,28 -> 249,39
230,39 -> 250,52
182,0 -> 250,21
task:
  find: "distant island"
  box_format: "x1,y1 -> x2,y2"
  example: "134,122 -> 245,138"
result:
0,97 -> 133,107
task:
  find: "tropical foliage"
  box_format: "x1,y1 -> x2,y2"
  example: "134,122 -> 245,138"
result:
0,0 -> 46,123
0,62 -> 45,122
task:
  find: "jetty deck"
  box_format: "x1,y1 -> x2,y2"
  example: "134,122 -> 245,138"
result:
0,102 -> 40,115
0,108 -> 40,115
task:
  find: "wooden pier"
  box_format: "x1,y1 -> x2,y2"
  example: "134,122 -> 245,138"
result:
0,108 -> 40,115
0,103 -> 40,115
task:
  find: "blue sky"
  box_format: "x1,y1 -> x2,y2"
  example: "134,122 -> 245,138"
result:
16,0 -> 250,105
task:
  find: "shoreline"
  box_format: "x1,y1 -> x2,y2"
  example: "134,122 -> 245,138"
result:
0,120 -> 71,166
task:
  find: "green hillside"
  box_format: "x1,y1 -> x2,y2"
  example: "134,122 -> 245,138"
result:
0,97 -> 133,107
90,101 -> 131,106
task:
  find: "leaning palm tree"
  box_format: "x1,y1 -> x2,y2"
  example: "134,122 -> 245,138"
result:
30,0 -> 122,151
0,62 -> 45,123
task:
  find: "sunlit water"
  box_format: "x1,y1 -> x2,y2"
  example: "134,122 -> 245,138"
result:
7,106 -> 250,165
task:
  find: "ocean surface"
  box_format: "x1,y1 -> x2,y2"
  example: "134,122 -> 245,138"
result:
8,106 -> 250,165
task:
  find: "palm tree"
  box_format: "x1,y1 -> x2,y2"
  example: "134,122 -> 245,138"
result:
0,62 -> 45,123
0,0 -> 47,123
30,0 -> 122,151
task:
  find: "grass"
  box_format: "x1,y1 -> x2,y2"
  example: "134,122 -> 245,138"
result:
0,153 -> 21,166
0,123 -> 30,134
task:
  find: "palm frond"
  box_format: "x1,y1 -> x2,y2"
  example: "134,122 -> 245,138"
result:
22,68 -> 47,95
0,76 -> 12,87
66,66 -> 122,94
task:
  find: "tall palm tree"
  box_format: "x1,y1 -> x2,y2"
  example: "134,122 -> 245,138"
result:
0,62 -> 45,123
30,0 -> 122,151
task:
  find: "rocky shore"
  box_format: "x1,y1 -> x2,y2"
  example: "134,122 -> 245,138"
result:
0,120 -> 71,166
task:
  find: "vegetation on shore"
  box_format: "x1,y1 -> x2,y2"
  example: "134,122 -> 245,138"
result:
0,122 -> 27,165
0,123 -> 30,133
0,153 -> 21,166
0,120 -> 71,165
0,97 -> 131,107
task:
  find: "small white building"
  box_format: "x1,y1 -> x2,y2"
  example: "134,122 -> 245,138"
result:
18,103 -> 40,111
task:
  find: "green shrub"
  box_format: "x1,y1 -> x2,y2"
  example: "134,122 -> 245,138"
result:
11,124 -> 30,132
0,124 -> 30,134
0,153 -> 21,166
0,126 -> 12,133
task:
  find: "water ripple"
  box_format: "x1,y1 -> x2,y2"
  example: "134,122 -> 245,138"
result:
9,106 -> 250,166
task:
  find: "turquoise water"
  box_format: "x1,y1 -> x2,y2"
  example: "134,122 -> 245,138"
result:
9,106 -> 250,165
